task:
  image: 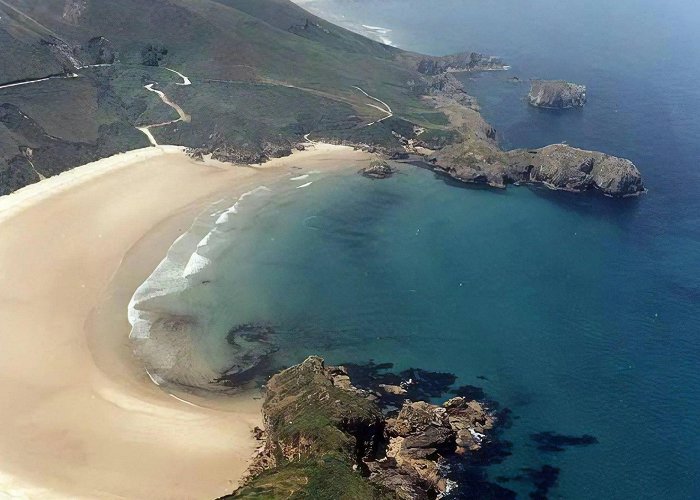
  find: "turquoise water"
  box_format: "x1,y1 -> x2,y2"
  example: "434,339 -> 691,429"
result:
136,1 -> 700,497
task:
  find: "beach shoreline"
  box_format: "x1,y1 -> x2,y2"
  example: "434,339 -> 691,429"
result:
0,143 -> 373,498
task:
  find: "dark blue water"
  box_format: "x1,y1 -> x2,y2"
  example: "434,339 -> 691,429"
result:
173,1 -> 700,497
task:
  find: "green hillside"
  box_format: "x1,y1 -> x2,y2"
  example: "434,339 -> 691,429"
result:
0,0 -> 454,194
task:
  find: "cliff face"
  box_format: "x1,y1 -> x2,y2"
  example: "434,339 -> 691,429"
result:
228,356 -> 496,500
528,80 -> 587,109
508,144 -> 645,196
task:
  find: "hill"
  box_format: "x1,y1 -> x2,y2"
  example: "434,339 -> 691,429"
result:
0,0 -> 455,194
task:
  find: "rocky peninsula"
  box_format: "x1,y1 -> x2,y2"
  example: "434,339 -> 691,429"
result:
226,356 -> 496,499
528,79 -> 587,109
400,66 -> 644,197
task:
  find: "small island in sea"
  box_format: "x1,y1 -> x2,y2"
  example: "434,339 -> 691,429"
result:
0,0 -> 669,498
528,79 -> 587,109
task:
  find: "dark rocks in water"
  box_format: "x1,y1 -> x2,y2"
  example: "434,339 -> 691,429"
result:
417,52 -> 506,75
341,361 -> 457,411
360,159 -> 397,179
519,465 -> 561,500
218,323 -> 277,385
530,431 -> 598,452
451,384 -> 487,401
231,357 -> 499,500
444,397 -> 495,454
528,79 -> 587,109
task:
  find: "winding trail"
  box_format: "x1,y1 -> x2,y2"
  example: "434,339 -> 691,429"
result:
164,67 -> 191,86
137,70 -> 192,146
352,85 -> 393,126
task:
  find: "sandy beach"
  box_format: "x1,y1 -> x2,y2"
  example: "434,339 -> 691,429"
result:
0,143 -> 372,499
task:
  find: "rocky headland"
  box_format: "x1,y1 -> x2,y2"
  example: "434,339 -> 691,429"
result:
528,79 -> 587,109
403,68 -> 644,197
226,356 -> 496,499
416,51 -> 507,75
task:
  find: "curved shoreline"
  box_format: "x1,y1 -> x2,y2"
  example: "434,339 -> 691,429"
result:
0,143 -> 373,498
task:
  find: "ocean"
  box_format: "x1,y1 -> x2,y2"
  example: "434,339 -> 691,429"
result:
131,1 -> 700,497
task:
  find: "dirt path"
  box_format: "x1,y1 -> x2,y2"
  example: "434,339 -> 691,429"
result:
0,73 -> 79,90
137,72 -> 192,146
352,85 -> 393,125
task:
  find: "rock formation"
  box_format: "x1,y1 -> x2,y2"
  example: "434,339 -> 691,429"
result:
417,52 -> 506,75
415,68 -> 644,196
82,36 -> 116,65
360,159 -> 397,179
435,143 -> 645,197
528,79 -> 587,109
228,356 -> 497,499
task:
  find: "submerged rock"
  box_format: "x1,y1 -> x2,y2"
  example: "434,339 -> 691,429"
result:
219,323 -> 277,385
528,79 -> 587,109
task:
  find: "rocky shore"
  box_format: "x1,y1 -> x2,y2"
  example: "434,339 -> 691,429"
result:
226,356 -> 496,499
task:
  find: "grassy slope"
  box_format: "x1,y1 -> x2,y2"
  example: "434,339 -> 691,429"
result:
0,1 -> 66,83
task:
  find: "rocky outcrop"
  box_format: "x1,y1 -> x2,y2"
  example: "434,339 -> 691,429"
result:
370,398 -> 495,498
435,143 -> 645,197
360,159 -> 397,179
40,36 -> 82,71
507,144 -> 644,195
202,141 -> 293,165
230,356 -> 497,499
528,80 -> 587,109
417,52 -> 506,75
82,36 -> 117,65
419,66 -> 644,196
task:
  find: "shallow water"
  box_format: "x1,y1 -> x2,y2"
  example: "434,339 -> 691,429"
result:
134,1 -> 700,497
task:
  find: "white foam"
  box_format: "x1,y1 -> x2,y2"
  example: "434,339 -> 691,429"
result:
291,174 -> 309,181
362,24 -> 391,34
296,181 -> 313,189
182,252 -> 212,278
127,185 -> 274,344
